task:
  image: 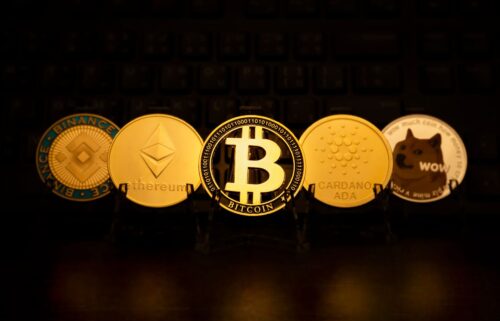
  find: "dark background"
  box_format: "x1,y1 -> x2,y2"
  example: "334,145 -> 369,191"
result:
2,0 -> 500,320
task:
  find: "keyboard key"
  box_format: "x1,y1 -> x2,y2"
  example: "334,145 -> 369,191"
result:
199,65 -> 230,93
207,98 -> 239,125
314,65 -> 347,93
160,65 -> 191,93
1,64 -> 35,91
468,133 -> 498,161
460,32 -> 491,57
121,64 -> 154,93
60,31 -> 98,58
353,64 -> 401,93
295,32 -> 325,59
459,0 -> 490,16
149,0 -> 181,15
129,98 -> 165,118
219,32 -> 249,60
326,0 -> 358,17
354,100 -> 401,127
6,97 -> 39,126
45,98 -> 77,121
236,65 -> 269,94
42,64 -> 75,91
256,33 -> 288,59
143,31 -> 172,59
365,0 -> 400,17
334,32 -> 400,58
245,0 -> 279,17
286,0 -> 318,17
459,64 -> 494,92
285,98 -> 319,126
0,30 -> 17,57
419,32 -> 451,58
180,32 -> 212,59
80,64 -> 115,92
189,0 -> 222,17
106,0 -> 144,15
102,30 -> 135,58
468,165 -> 500,198
324,100 -> 353,114
21,31 -> 50,58
169,98 -> 201,126
242,99 -> 279,118
418,0 -> 451,16
275,64 -> 308,94
420,65 -> 454,93
73,98 -> 121,120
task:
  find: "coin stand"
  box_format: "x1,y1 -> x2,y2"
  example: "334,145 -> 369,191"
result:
194,188 -> 309,254
109,183 -> 195,243
397,178 -> 467,236
305,182 -> 395,243
451,179 -> 468,236
448,179 -> 466,232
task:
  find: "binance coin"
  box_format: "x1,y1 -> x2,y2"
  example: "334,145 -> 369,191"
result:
36,113 -> 119,201
300,114 -> 393,208
382,114 -> 467,203
200,115 -> 305,216
108,114 -> 203,208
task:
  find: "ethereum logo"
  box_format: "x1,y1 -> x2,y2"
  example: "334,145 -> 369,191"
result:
140,124 -> 176,178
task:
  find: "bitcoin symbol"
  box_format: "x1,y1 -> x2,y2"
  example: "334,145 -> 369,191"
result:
225,126 -> 285,204
200,115 -> 305,216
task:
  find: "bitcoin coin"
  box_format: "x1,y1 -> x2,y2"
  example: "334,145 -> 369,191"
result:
382,114 -> 467,203
36,113 -> 119,201
200,115 -> 305,216
300,114 -> 393,208
108,114 -> 203,207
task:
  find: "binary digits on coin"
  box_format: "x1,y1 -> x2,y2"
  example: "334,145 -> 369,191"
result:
200,115 -> 305,216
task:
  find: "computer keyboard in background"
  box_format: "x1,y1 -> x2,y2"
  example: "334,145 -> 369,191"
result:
1,0 -> 499,216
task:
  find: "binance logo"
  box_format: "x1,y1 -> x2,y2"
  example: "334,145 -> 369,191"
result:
57,133 -> 103,183
140,124 -> 176,178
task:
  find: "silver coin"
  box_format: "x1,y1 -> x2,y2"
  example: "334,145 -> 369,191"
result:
382,114 -> 467,203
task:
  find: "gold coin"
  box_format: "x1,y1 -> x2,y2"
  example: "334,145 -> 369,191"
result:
108,114 -> 203,207
382,114 -> 467,203
300,114 -> 393,208
200,115 -> 305,216
36,113 -> 119,201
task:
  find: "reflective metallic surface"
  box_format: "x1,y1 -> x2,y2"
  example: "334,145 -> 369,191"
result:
383,114 -> 468,203
200,115 -> 305,216
108,114 -> 203,207
36,114 -> 119,201
300,115 -> 393,207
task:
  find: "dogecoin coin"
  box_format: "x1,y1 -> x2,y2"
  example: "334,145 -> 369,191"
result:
108,114 -> 203,207
382,114 -> 467,203
300,114 -> 393,208
200,115 -> 305,216
36,113 -> 119,201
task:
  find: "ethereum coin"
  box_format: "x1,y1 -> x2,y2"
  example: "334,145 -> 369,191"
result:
300,114 -> 393,208
200,115 -> 305,216
382,114 -> 467,203
108,114 -> 203,207
36,113 -> 119,201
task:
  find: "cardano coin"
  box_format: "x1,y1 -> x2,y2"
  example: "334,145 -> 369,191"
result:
300,114 -> 393,208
